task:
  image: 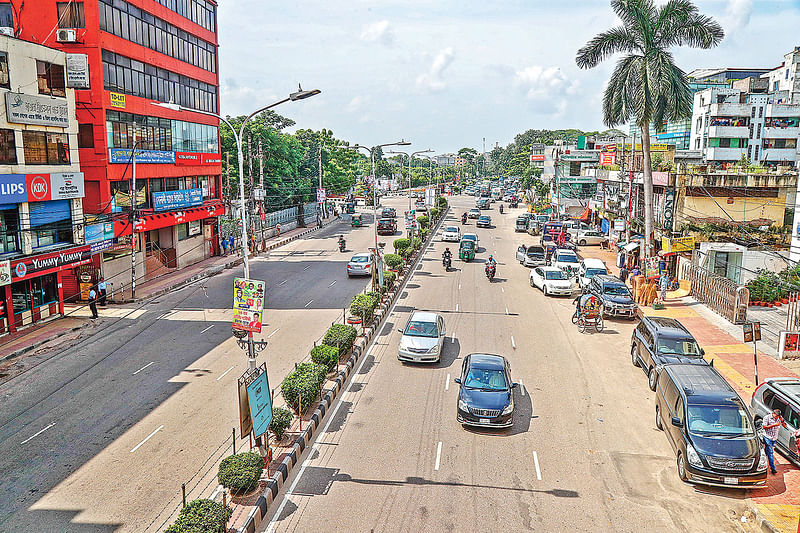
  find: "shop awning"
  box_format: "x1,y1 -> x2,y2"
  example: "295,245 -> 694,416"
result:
624,242 -> 640,252
578,206 -> 592,221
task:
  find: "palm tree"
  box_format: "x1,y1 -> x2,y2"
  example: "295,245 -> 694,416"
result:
576,0 -> 723,260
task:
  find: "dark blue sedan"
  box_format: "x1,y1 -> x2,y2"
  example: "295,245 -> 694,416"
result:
455,353 -> 518,428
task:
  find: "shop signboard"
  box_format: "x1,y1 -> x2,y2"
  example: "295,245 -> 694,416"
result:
600,152 -> 616,166
530,154 -> 545,162
663,189 -> 675,231
616,143 -> 671,152
247,366 -> 272,438
85,222 -> 115,243
175,152 -> 222,166
109,148 -> 176,164
661,236 -> 695,253
90,240 -> 113,254
613,218 -> 626,231
561,153 -> 598,161
0,260 -> 10,287
232,277 -> 265,333
26,172 -> 85,202
152,188 -> 203,211
188,220 -> 202,236
109,92 -> 126,108
66,53 -> 90,89
11,245 -> 92,281
778,331 -> 800,360
0,174 -> 28,203
4,92 -> 69,127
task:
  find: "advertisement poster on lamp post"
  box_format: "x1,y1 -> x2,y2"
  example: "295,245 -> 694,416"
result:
232,277 -> 266,333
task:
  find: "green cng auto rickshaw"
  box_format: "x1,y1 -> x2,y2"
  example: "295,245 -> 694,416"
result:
351,213 -> 363,227
459,239 -> 476,261
345,201 -> 356,214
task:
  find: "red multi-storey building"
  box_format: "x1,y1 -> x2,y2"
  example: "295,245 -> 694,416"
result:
6,0 -> 223,292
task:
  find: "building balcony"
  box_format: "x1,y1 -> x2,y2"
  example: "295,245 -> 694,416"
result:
709,102 -> 752,117
705,147 -> 747,161
761,148 -> 798,162
763,126 -> 799,139
683,172 -> 797,189
766,104 -> 800,118
707,126 -> 750,138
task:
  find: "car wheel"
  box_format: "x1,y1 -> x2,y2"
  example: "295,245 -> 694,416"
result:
579,239 -> 587,246
655,405 -> 663,430
631,345 -> 639,367
530,277 -> 535,287
543,286 -> 549,296
648,367 -> 658,391
677,453 -> 688,482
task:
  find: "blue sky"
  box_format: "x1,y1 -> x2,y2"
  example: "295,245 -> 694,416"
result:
217,0 -> 800,153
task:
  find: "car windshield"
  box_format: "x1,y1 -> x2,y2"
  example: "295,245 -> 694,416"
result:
404,320 -> 438,338
470,210 -> 479,214
585,268 -> 608,278
445,227 -> 458,233
463,235 -> 477,241
658,338 -> 701,355
604,285 -> 631,297
545,270 -> 568,280
351,256 -> 370,263
557,254 -> 578,263
687,404 -> 753,436
464,368 -> 508,390
527,250 -> 544,258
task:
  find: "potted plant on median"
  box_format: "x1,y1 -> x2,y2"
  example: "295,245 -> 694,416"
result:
281,362 -> 326,414
384,253 -> 403,272
269,406 -> 293,443
323,324 -> 358,355
165,499 -> 232,533
350,292 -> 379,325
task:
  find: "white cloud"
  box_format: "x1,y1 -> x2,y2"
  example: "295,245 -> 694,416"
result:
360,20 -> 394,46
220,78 -> 277,116
416,47 -> 455,92
513,65 -> 580,116
346,95 -> 369,113
723,0 -> 754,32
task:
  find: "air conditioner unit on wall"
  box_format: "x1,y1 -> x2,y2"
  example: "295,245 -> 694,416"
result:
0,27 -> 13,36
56,29 -> 77,43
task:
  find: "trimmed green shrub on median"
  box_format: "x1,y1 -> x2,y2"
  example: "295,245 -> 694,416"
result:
393,238 -> 411,254
429,207 -> 440,220
311,344 -> 340,372
417,215 -> 430,229
350,292 -> 379,322
281,362 -> 327,413
165,498 -> 232,533
217,452 -> 264,494
412,237 -> 422,250
384,253 -> 403,270
382,270 -> 397,289
437,196 -> 448,209
322,323 -> 358,354
269,406 -> 293,441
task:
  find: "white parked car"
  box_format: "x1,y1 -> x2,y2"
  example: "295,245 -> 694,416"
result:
530,266 -> 574,297
562,221 -> 591,240
397,311 -> 446,363
577,229 -> 606,246
578,258 -> 609,289
552,249 -> 580,276
515,244 -> 546,267
346,252 -> 373,277
441,226 -> 461,242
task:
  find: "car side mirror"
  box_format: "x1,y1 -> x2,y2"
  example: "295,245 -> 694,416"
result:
440,330 -> 446,337
709,358 -> 714,367
700,348 -> 705,356
511,382 -> 519,389
454,378 -> 461,384
671,417 -> 683,428
397,329 -> 403,334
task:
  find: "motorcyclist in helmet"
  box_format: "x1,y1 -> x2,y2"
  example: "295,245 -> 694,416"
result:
485,254 -> 497,275
442,247 -> 452,261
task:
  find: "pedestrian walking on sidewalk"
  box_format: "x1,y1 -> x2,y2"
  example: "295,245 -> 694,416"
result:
221,237 -> 228,256
762,409 -> 786,474
88,287 -> 99,319
619,266 -> 628,283
228,236 -> 235,255
98,277 -> 107,306
659,272 -> 669,302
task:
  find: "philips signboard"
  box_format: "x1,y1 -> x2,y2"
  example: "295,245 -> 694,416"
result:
0,174 -> 28,203
152,188 -> 203,211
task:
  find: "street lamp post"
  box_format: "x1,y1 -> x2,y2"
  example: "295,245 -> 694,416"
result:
387,149 -> 433,238
348,141 -> 410,291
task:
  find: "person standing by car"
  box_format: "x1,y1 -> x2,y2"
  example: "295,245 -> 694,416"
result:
762,408 -> 786,474
619,266 -> 628,284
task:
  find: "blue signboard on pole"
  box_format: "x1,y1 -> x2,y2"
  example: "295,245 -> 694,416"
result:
152,188 -> 203,211
247,368 -> 272,438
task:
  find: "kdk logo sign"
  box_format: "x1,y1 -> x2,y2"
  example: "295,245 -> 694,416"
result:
27,175 -> 51,201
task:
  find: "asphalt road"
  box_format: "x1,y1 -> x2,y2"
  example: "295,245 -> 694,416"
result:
0,199 -> 411,532
261,195 -> 754,533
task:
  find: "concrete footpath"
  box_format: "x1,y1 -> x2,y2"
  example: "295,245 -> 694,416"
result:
0,217 -> 338,364
585,246 -> 800,533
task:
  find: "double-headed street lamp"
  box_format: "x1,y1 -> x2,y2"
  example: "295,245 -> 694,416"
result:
348,141 -> 410,290
386,149 -> 433,212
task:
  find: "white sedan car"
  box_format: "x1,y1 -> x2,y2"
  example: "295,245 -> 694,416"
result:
530,266 -> 574,297
441,226 -> 461,242
576,229 -> 606,246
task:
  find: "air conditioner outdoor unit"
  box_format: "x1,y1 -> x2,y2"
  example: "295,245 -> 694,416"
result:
56,29 -> 77,42
0,27 -> 13,37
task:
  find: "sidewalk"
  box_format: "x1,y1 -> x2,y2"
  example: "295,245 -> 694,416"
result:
583,245 -> 800,533
0,217 -> 339,364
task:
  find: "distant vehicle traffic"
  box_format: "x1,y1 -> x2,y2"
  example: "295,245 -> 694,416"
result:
476,215 -> 492,228
577,229 -> 605,246
455,353 -> 518,428
552,249 -> 580,275
381,207 -> 397,218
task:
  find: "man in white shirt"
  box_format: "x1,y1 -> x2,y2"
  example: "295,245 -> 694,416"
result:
762,409 -> 785,474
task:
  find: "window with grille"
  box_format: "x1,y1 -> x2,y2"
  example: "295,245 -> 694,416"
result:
36,61 -> 66,97
57,2 -> 85,28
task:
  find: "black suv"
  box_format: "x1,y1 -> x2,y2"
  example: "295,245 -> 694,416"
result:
631,317 -> 706,390
588,274 -> 637,318
381,207 -> 396,218
376,218 -> 397,235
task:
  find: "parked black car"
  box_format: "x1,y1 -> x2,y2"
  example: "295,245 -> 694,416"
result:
377,218 -> 397,235
631,317 -> 707,390
655,364 -> 767,488
588,274 -> 637,318
381,207 -> 397,218
455,353 -> 518,429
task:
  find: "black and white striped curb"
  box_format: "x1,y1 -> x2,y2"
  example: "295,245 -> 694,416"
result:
238,205 -> 451,533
